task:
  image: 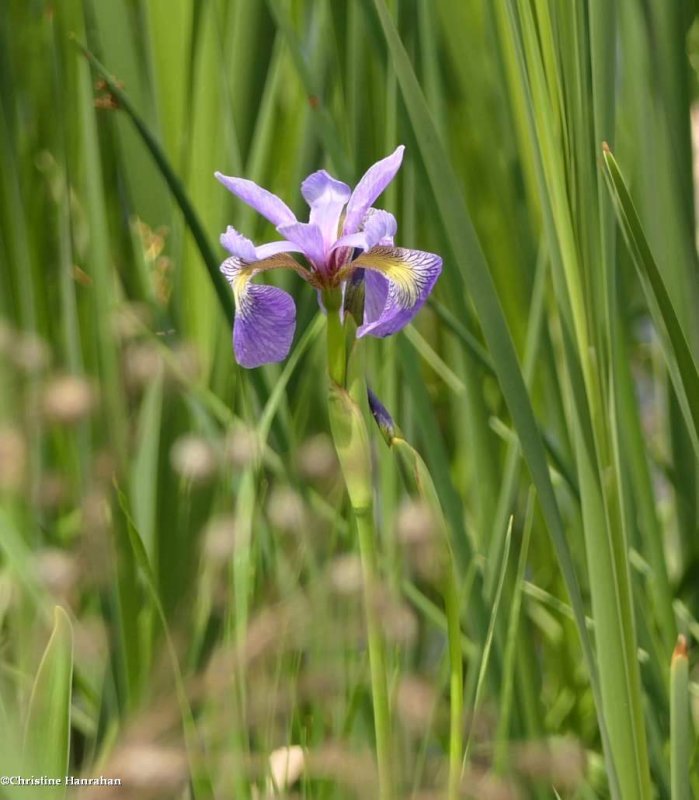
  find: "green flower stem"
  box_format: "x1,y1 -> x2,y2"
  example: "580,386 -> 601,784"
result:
355,506 -> 395,800
323,289 -> 394,800
324,289 -> 347,387
444,560 -> 464,800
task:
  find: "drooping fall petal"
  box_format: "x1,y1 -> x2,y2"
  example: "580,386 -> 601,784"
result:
352,246 -> 442,337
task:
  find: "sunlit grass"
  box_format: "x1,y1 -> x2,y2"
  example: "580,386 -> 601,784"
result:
0,1 -> 697,798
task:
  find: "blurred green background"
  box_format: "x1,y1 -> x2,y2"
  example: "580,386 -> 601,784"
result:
0,0 -> 698,797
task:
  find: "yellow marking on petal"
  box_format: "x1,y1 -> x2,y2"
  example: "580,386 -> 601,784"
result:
220,253 -> 310,309
352,246 -> 433,307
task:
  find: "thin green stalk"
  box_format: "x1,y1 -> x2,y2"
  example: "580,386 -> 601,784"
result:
355,507 -> 395,800
444,561 -> 463,800
374,411 -> 465,798
670,635 -> 690,800
70,38 -> 234,327
325,290 -> 393,800
325,290 -> 347,387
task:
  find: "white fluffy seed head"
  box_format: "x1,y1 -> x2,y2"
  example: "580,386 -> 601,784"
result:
170,435 -> 218,484
0,427 -> 27,492
267,485 -> 307,535
41,374 -> 96,424
268,745 -> 306,791
295,433 -> 339,484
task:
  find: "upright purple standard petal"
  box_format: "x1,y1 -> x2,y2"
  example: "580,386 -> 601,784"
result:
332,209 -> 397,253
234,284 -> 296,368
343,146 -> 405,235
277,222 -> 327,272
301,170 -> 351,250
352,246 -> 442,338
215,173 -> 297,227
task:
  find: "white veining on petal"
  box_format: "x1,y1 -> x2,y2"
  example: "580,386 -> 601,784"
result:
353,246 -> 434,307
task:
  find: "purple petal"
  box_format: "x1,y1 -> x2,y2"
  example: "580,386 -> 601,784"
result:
234,284 -> 296,368
367,387 -> 397,444
221,226 -> 257,261
254,240 -> 302,259
343,146 -> 405,235
362,269 -> 389,323
353,245 -> 442,338
301,170 -> 351,250
332,210 -> 397,253
277,222 -> 327,271
221,227 -> 302,267
215,172 -> 296,227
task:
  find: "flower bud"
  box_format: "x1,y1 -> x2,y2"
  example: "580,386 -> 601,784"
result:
367,387 -> 397,446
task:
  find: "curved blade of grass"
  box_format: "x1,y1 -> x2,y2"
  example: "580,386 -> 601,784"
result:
464,515 -> 512,766
114,485 -> 214,800
369,0 -> 614,778
602,144 -> 699,455
24,607 -> 73,799
71,38 -> 233,327
494,488 -> 535,771
263,0 -> 352,179
429,299 -> 579,499
70,37 -> 287,444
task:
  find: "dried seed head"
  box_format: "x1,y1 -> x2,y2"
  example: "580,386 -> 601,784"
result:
396,675 -> 439,734
461,770 -> 522,800
0,427 -> 27,492
268,745 -> 306,791
374,590 -> 418,645
327,554 -> 363,596
73,617 -> 108,668
170,435 -> 218,484
170,341 -> 201,386
111,302 -> 152,341
395,499 -> 437,545
0,573 -> 17,619
267,485 -> 307,535
35,471 -> 68,510
513,738 -> 586,791
305,743 -> 377,795
34,548 -> 78,603
122,342 -> 165,392
201,514 -> 237,565
0,319 -> 14,356
104,743 -> 188,798
223,425 -> 261,469
395,498 -> 443,581
11,331 -> 50,373
93,450 -> 117,483
78,489 -> 114,586
295,433 -> 339,484
41,374 -> 96,424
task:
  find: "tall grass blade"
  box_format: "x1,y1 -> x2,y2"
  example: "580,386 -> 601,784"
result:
670,635 -> 690,800
368,0 -> 615,782
24,607 -> 73,799
602,144 -> 699,454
